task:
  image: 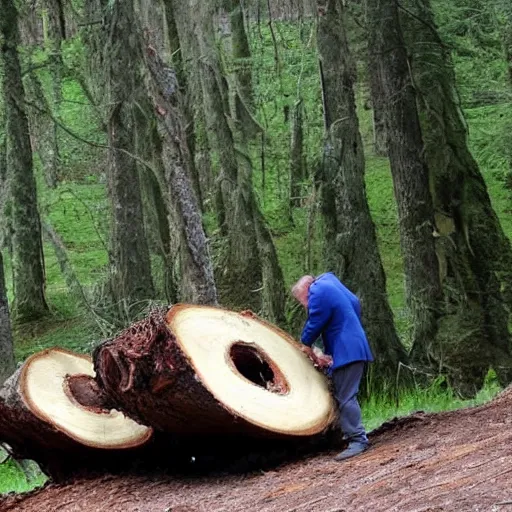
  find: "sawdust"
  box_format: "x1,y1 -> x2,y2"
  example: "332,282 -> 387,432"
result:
2,387 -> 512,512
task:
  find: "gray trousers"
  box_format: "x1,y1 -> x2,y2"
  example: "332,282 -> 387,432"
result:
332,362 -> 368,444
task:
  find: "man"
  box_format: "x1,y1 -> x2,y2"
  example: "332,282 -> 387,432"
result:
292,272 -> 373,461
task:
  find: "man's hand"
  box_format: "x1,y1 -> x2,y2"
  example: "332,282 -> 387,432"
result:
300,346 -> 333,369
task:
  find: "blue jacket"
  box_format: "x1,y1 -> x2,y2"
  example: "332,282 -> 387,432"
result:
301,273 -> 374,371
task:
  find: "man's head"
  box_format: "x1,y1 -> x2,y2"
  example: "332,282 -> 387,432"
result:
291,275 -> 315,308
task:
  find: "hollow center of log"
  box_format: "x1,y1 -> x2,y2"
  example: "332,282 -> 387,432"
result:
229,343 -> 289,394
64,374 -> 110,411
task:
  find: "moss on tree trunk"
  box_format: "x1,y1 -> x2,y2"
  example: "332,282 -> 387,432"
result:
188,0 -> 285,323
0,252 -> 15,385
402,0 -> 512,395
318,0 -> 409,390
143,43 -> 218,306
24,71 -> 59,189
367,0 -> 443,377
1,0 -> 49,323
104,0 -> 155,306
226,0 -> 253,109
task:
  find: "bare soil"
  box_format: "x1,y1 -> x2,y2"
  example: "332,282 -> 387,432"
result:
2,388 -> 512,512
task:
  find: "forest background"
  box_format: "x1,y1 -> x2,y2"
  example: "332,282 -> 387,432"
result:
1,0 -> 511,493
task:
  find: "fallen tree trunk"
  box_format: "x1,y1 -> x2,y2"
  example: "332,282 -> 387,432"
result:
94,304 -> 336,437
5,386 -> 512,512
0,348 -> 153,481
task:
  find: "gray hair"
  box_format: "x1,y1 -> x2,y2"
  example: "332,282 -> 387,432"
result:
291,275 -> 315,298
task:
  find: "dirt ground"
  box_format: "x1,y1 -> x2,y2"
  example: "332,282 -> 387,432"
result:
2,388 -> 512,512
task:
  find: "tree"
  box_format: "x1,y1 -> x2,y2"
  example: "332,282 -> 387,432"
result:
43,0 -> 65,108
317,0 -> 408,388
500,0 -> 512,184
0,348 -> 153,481
0,252 -> 15,385
223,0 -> 254,112
366,0 -> 443,376
163,0 -> 203,206
1,0 -> 49,322
402,0 -> 512,393
142,43 -> 218,305
102,0 -> 155,305
188,0 -> 286,323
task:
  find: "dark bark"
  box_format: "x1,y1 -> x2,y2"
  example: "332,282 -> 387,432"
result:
402,0 -> 512,394
136,120 -> 177,304
143,44 -> 218,305
289,99 -> 305,209
104,0 -> 154,305
0,362 -> 153,483
0,252 -> 15,385
318,0 -> 408,388
190,0 -> 261,309
94,309 -> 245,435
366,0 -> 443,368
0,0 -> 49,322
94,306 -> 335,436
192,0 -> 285,322
162,0 -> 203,208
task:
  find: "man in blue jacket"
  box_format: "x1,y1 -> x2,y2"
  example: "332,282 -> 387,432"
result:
292,272 -> 374,460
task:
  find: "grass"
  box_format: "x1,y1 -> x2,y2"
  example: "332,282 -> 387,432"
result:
0,458 -> 46,496
363,373 -> 502,432
1,16 -> 511,496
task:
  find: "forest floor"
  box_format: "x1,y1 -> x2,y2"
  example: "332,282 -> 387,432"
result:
2,386 -> 511,512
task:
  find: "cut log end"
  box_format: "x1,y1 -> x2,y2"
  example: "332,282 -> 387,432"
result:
19,348 -> 152,450
94,304 -> 337,438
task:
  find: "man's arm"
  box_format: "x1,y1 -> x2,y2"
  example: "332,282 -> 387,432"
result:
301,287 -> 331,347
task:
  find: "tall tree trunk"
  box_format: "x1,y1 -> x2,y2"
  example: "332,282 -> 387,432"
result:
162,0 -> 203,208
133,98 -> 177,304
402,0 -> 512,394
44,0 -> 65,108
190,0 -> 262,311
190,0 -> 285,322
289,99 -> 305,209
1,0 -> 49,322
104,0 -> 154,304
0,252 -> 15,385
366,0 -> 443,370
318,0 -> 408,388
224,0 -> 254,110
143,43 -> 218,305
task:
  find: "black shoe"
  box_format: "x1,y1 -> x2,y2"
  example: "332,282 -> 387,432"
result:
334,441 -> 370,461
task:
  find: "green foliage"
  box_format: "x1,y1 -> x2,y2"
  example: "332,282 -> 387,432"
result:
1,2 -> 512,495
363,369 -> 502,432
0,460 -> 46,495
